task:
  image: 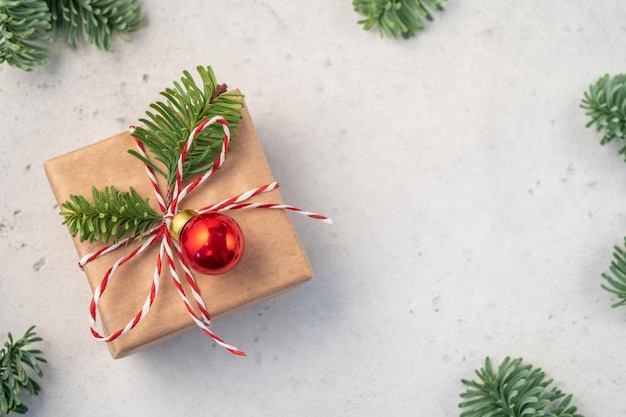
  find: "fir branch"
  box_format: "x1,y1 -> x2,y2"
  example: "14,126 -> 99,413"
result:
601,238 -> 626,308
130,65 -> 244,192
60,186 -> 162,244
58,66 -> 242,244
581,74 -> 626,307
459,357 -> 584,417
353,0 -> 446,39
0,0 -> 52,71
46,0 -> 143,50
0,326 -> 46,415
581,73 -> 626,159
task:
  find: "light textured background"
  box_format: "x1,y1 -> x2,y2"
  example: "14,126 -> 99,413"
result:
1,1 -> 626,415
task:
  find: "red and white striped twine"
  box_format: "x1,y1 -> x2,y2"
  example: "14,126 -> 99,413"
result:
80,115 -> 331,356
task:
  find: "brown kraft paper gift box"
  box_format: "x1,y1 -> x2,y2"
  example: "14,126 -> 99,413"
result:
44,93 -> 313,359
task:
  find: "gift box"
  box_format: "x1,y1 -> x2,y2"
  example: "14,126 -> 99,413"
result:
44,92 -> 314,358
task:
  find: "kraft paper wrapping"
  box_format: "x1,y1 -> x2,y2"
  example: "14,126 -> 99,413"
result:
44,95 -> 313,358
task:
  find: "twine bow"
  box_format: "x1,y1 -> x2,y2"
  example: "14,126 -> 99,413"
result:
79,116 -> 331,356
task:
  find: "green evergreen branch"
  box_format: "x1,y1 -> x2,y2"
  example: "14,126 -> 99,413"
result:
60,186 -> 162,244
459,357 -> 584,417
0,0 -> 52,71
1,0 -> 142,71
581,74 -> 626,307
46,0 -> 143,50
59,66 -> 242,244
581,73 -> 626,158
130,65 -> 244,192
601,239 -> 626,308
0,326 -> 46,415
353,0 -> 446,39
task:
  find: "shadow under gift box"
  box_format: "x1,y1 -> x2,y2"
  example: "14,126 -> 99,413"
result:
44,93 -> 313,359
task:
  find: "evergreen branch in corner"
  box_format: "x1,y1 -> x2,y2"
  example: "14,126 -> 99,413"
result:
0,326 -> 46,415
353,0 -> 446,39
60,186 -> 162,244
1,0 -> 142,70
0,0 -> 53,71
46,0 -> 143,50
459,357 -> 584,417
130,65 -> 244,192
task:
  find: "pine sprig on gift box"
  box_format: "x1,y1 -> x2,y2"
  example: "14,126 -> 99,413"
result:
0,0 -> 142,71
581,73 -> 626,307
0,0 -> 53,71
130,65 -> 244,192
61,186 -> 161,243
353,0 -> 446,39
47,0 -> 143,51
459,357 -> 584,417
0,326 -> 46,415
60,66 -> 243,244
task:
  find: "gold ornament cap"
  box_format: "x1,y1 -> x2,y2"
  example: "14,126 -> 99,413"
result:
169,209 -> 198,241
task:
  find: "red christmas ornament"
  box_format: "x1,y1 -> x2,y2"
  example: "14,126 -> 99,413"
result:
170,210 -> 245,275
